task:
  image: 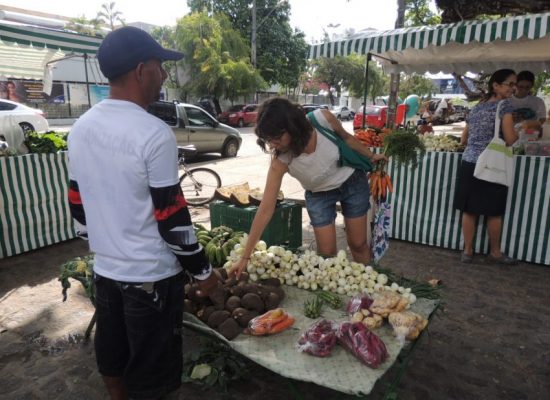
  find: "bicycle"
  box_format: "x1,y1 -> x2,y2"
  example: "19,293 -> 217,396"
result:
178,145 -> 222,206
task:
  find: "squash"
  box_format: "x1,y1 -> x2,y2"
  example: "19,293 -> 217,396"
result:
248,189 -> 285,206
214,182 -> 250,202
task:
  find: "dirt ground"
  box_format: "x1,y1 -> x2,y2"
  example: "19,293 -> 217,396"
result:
1,206 -> 549,400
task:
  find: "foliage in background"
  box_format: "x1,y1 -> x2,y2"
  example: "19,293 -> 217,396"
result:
399,73 -> 437,98
151,26 -> 182,88
187,0 -> 308,89
311,55 -> 363,105
65,15 -> 103,36
176,12 -> 265,100
96,1 -> 125,30
405,0 -> 441,26
25,132 -> 68,154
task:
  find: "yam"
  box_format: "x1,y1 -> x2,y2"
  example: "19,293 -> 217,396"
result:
216,267 -> 228,281
207,310 -> 231,329
225,296 -> 241,313
232,307 -> 259,328
217,318 -> 241,340
260,278 -> 281,288
209,287 -> 228,310
197,305 -> 216,323
241,293 -> 264,313
263,292 -> 281,311
241,283 -> 261,296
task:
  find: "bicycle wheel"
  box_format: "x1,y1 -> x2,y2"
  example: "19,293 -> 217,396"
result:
179,167 -> 221,206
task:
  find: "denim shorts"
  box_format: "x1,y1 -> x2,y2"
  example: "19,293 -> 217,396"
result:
93,272 -> 186,399
305,169 -> 370,227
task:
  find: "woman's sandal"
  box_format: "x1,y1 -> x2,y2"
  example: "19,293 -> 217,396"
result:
461,252 -> 473,264
486,254 -> 518,265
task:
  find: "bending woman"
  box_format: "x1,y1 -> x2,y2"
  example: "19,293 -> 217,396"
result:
230,98 -> 386,277
455,69 -> 518,265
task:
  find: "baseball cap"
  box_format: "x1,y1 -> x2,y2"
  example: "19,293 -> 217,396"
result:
97,26 -> 184,80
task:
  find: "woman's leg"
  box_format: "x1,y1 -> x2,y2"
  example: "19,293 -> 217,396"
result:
462,212 -> 477,256
312,224 -> 337,257
487,215 -> 503,257
344,214 -> 371,264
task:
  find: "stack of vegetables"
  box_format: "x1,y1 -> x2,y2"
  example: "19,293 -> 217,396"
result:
222,236 -> 440,303
420,134 -> 464,152
195,224 -> 246,268
354,128 -> 388,147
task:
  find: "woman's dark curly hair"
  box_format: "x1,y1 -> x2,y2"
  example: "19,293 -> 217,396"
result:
255,98 -> 313,157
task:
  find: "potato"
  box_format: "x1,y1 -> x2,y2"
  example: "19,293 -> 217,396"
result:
263,292 -> 281,311
209,287 -> 228,310
241,293 -> 264,313
259,278 -> 281,288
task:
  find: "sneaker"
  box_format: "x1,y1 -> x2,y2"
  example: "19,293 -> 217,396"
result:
461,252 -> 473,264
486,254 -> 518,265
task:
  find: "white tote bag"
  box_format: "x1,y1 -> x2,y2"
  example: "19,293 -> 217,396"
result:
474,101 -> 514,187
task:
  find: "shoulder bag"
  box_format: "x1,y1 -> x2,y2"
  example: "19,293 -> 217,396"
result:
473,101 -> 514,187
307,111 -> 373,172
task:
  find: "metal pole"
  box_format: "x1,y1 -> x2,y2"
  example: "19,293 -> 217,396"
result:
251,0 -> 257,69
361,53 -> 371,130
83,53 -> 91,109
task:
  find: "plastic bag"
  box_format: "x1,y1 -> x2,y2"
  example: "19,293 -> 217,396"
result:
296,319 -> 338,357
245,308 -> 294,336
346,293 -> 373,315
336,322 -> 389,368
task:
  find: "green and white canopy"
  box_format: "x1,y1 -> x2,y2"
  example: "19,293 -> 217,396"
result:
308,12 -> 550,74
0,20 -> 102,80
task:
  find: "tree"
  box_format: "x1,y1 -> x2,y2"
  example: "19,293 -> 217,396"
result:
405,0 -> 441,26
66,15 -> 103,36
312,55 -> 364,105
435,0 -> 550,23
151,26 -> 180,87
97,2 -> 125,30
399,73 -> 437,98
175,12 -> 265,100
187,0 -> 308,87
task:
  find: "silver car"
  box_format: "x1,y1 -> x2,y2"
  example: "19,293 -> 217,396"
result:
148,101 -> 242,157
330,105 -> 354,121
0,99 -> 49,134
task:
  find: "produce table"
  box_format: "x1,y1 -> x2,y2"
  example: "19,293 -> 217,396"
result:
385,152 -> 550,265
0,153 -> 75,258
182,285 -> 439,396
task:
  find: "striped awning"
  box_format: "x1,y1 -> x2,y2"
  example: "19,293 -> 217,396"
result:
0,20 -> 102,80
308,12 -> 550,74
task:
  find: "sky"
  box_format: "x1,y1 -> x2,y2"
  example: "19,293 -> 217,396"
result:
0,0 -> 400,42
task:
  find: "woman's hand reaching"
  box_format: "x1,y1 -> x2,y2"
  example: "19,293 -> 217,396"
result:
228,257 -> 249,280
371,153 -> 388,163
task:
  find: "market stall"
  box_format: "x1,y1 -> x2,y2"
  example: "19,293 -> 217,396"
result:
0,152 -> 75,258
309,12 -> 550,266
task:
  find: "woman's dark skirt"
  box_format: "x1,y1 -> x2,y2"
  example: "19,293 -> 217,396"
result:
454,161 -> 508,216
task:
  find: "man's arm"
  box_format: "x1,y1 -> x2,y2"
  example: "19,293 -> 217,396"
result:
68,179 -> 88,239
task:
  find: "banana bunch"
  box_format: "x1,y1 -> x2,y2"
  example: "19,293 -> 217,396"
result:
194,224 -> 245,268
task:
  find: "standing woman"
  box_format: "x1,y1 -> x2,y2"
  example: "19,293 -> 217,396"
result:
455,69 -> 518,264
230,98 -> 386,277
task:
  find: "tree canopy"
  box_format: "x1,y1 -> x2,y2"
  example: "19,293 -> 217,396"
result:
175,12 -> 265,101
187,0 -> 308,88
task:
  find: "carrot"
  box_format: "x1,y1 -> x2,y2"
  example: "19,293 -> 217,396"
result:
267,315 -> 295,334
380,175 -> 387,199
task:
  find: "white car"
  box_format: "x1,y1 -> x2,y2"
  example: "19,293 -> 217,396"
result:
0,99 -> 49,134
330,105 -> 354,121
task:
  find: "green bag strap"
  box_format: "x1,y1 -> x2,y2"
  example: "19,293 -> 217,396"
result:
307,111 -> 341,145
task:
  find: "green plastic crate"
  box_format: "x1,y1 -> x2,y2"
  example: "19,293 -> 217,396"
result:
209,200 -> 302,249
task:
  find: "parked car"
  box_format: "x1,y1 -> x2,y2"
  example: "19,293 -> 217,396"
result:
217,104 -> 258,127
147,101 -> 242,157
353,104 -> 408,130
330,105 -> 354,120
301,103 -> 320,114
0,99 -> 49,134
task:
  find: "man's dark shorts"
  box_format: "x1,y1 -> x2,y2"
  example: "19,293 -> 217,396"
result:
93,271 -> 185,399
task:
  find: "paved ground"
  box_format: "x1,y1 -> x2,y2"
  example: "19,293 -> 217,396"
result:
1,201 -> 549,400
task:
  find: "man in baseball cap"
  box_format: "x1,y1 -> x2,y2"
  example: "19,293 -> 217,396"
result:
68,26 -> 219,399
